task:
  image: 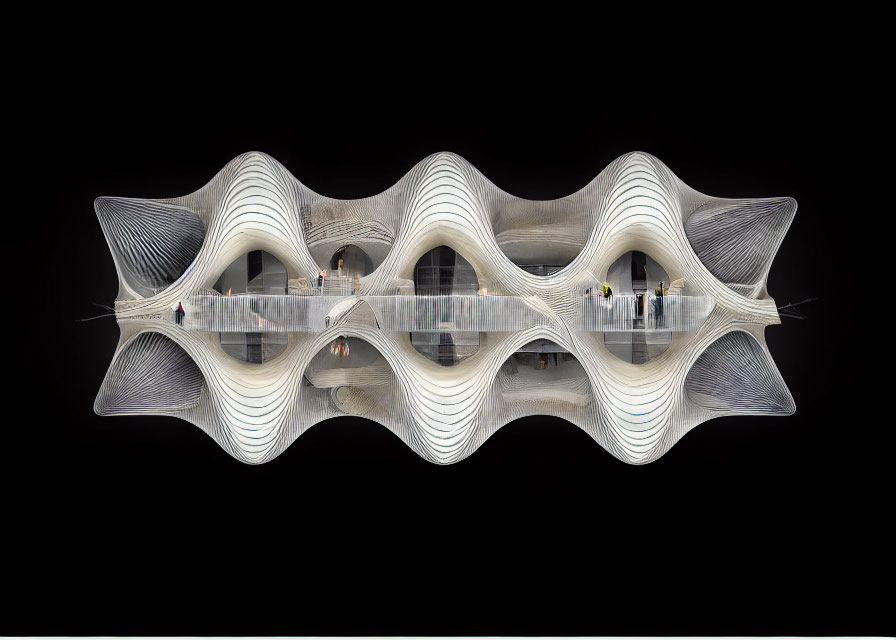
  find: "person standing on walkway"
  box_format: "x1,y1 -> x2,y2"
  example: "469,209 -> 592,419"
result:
655,281 -> 665,327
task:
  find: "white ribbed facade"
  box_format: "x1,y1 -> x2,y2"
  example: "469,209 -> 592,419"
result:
95,151 -> 796,464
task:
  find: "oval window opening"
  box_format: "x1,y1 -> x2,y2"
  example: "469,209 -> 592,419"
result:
214,250 -> 288,364
602,250 -> 673,364
410,246 -> 480,366
499,340 -> 591,407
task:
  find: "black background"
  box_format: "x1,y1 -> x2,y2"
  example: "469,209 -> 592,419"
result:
5,13 -> 892,637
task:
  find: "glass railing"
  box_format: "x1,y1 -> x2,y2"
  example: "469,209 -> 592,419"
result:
184,291 -> 714,334
579,293 -> 714,332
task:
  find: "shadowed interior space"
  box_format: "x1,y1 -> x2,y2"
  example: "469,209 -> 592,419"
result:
213,250 -> 288,363
410,245 -> 482,366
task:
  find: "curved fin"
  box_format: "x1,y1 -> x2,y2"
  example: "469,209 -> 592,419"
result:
685,330 -> 795,415
685,197 -> 796,297
95,332 -> 205,415
95,197 -> 205,299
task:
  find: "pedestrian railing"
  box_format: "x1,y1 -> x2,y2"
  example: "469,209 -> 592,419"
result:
184,292 -> 714,334
578,294 -> 714,332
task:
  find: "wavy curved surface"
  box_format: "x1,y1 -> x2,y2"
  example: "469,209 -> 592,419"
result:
95,151 -> 796,464
95,197 -> 206,298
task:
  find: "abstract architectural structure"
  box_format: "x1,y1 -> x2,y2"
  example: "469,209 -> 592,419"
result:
95,151 -> 796,464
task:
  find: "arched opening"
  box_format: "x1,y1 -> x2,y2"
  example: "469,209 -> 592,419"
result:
329,245 -> 374,278
303,199 -> 397,276
213,250 -> 288,364
323,244 -> 374,294
304,337 -> 396,418
306,336 -> 387,385
410,245 -> 481,366
602,250 -> 673,364
213,249 -> 287,295
498,340 -> 591,407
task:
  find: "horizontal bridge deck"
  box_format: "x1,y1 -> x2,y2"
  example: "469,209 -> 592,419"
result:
182,293 -> 714,333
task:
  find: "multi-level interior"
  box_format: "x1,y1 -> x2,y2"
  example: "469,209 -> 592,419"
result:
94,151 -> 796,465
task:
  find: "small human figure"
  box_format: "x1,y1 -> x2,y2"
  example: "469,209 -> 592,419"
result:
600,283 -> 613,320
330,336 -> 350,357
655,281 -> 665,327
174,302 -> 185,325
318,270 -> 326,288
